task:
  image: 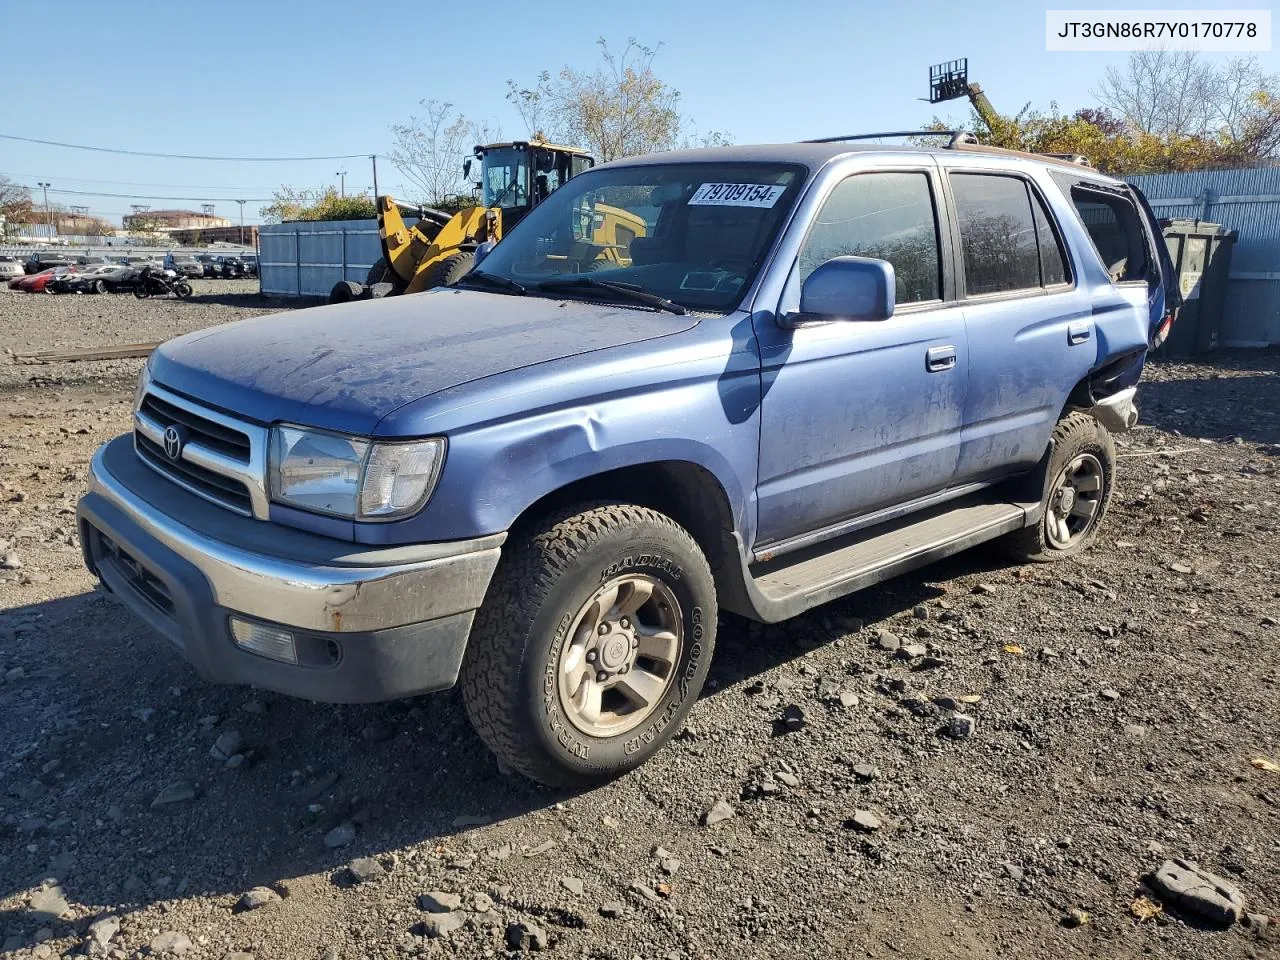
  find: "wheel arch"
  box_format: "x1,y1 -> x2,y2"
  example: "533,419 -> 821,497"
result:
506,459 -> 754,615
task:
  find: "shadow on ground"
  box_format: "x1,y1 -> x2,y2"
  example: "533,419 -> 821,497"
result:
1140,351 -> 1280,446
0,541 -> 1007,931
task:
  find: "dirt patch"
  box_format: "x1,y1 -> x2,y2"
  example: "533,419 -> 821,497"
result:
0,291 -> 1276,960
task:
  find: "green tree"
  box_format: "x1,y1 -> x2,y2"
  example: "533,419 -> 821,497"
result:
260,187 -> 376,223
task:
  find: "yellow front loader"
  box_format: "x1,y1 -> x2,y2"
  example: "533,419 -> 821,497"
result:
328,138 -> 596,303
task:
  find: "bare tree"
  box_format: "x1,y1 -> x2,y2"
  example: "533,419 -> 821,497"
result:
389,100 -> 474,205
0,176 -> 34,225
1095,50 -> 1280,148
507,39 -> 687,161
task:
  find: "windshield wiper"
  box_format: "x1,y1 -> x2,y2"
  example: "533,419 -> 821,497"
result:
451,270 -> 526,295
536,276 -> 687,315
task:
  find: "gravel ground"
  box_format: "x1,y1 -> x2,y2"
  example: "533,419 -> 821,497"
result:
0,290 -> 1277,960
0,281 -> 283,391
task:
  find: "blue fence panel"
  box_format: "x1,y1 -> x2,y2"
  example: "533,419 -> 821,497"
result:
259,219 -> 397,298
1127,167 -> 1280,347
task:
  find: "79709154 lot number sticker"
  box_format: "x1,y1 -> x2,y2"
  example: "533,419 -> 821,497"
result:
688,183 -> 787,207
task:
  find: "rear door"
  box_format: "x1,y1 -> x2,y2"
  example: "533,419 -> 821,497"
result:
946,168 -> 1095,485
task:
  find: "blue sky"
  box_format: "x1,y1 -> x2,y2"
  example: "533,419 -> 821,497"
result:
2,0 -> 1275,226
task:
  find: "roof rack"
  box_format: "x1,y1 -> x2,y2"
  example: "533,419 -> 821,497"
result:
1042,152 -> 1094,168
803,132 -> 1093,167
804,130 -> 960,144
804,130 -> 979,149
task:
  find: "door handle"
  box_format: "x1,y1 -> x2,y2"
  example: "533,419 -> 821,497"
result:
1068,321 -> 1092,345
926,345 -> 957,372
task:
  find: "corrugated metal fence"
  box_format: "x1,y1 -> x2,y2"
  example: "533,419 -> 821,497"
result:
260,219 -> 408,298
1127,167 -> 1280,347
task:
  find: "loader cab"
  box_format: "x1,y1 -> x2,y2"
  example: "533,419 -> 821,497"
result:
469,140 -> 594,231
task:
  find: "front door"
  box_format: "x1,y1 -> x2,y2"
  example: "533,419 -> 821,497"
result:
754,168 -> 966,548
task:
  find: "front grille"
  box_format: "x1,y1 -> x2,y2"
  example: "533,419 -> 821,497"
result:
140,393 -> 251,462
136,433 -> 254,514
95,528 -> 174,616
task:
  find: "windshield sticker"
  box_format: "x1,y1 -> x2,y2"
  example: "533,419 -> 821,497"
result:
688,183 -> 787,208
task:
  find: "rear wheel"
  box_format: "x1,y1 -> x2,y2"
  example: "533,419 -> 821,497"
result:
420,252 -> 475,290
1003,411 -> 1115,562
461,504 -> 717,788
134,285 -> 149,299
94,280 -> 108,294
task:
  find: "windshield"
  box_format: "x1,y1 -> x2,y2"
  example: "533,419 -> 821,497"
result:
475,162 -> 805,313
481,146 -> 530,209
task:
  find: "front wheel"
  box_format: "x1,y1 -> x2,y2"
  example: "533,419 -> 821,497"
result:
134,285 -> 149,299
173,281 -> 192,300
1003,411 -> 1115,562
461,504 -> 717,788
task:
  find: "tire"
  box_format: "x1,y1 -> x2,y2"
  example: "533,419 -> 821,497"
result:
134,285 -> 149,299
420,251 -> 475,290
328,280 -> 364,304
94,280 -> 108,294
1002,411 -> 1116,562
461,504 -> 717,788
365,257 -> 392,287
174,281 -> 192,300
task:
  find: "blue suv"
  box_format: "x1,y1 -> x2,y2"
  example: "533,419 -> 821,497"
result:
77,140 -> 1176,786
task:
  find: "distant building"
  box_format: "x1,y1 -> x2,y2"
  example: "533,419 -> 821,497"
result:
122,209 -> 233,232
168,224 -> 259,247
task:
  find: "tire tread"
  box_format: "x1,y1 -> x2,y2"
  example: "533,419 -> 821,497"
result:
461,503 -> 710,788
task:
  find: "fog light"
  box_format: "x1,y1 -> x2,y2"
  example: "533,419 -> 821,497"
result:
229,617 -> 298,664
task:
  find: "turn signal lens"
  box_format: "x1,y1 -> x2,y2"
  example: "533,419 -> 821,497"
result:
229,617 -> 298,664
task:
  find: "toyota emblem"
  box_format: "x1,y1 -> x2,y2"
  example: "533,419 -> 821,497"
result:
162,425 -> 185,460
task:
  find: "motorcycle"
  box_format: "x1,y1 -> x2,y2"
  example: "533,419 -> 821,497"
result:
134,265 -> 192,300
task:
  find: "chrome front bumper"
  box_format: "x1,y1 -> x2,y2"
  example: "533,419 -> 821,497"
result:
77,435 -> 504,702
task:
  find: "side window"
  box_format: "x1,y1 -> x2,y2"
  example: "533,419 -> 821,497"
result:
797,172 -> 941,304
1032,192 -> 1070,286
950,174 -> 1041,295
1074,194 -> 1150,282
1049,172 -> 1154,284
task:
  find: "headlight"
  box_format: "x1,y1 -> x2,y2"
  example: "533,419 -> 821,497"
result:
269,425 -> 445,521
133,360 -> 153,413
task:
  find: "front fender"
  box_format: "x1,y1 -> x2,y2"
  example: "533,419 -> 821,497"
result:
403,394 -> 757,546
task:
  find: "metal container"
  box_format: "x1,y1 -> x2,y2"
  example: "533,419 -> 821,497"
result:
1159,219 -> 1237,356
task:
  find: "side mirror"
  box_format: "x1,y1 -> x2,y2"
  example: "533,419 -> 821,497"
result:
791,256 -> 895,324
462,158 -> 473,179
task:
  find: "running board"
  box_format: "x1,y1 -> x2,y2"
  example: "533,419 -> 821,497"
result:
740,497 -> 1031,622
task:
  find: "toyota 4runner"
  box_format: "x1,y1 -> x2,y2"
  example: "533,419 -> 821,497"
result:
77,140 -> 1177,787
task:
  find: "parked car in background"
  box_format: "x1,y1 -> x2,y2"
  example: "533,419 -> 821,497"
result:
10,267 -> 70,293
0,256 -> 24,280
176,260 -> 204,278
24,254 -> 73,274
63,265 -> 140,295
240,255 -> 258,278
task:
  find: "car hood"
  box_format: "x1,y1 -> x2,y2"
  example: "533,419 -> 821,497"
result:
149,288 -> 700,436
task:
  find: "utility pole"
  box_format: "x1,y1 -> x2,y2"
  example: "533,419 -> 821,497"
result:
335,169 -> 347,198
37,182 -> 53,237
370,154 -> 379,199
236,200 -> 246,246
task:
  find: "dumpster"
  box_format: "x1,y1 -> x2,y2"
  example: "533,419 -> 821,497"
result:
1158,219 -> 1237,356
